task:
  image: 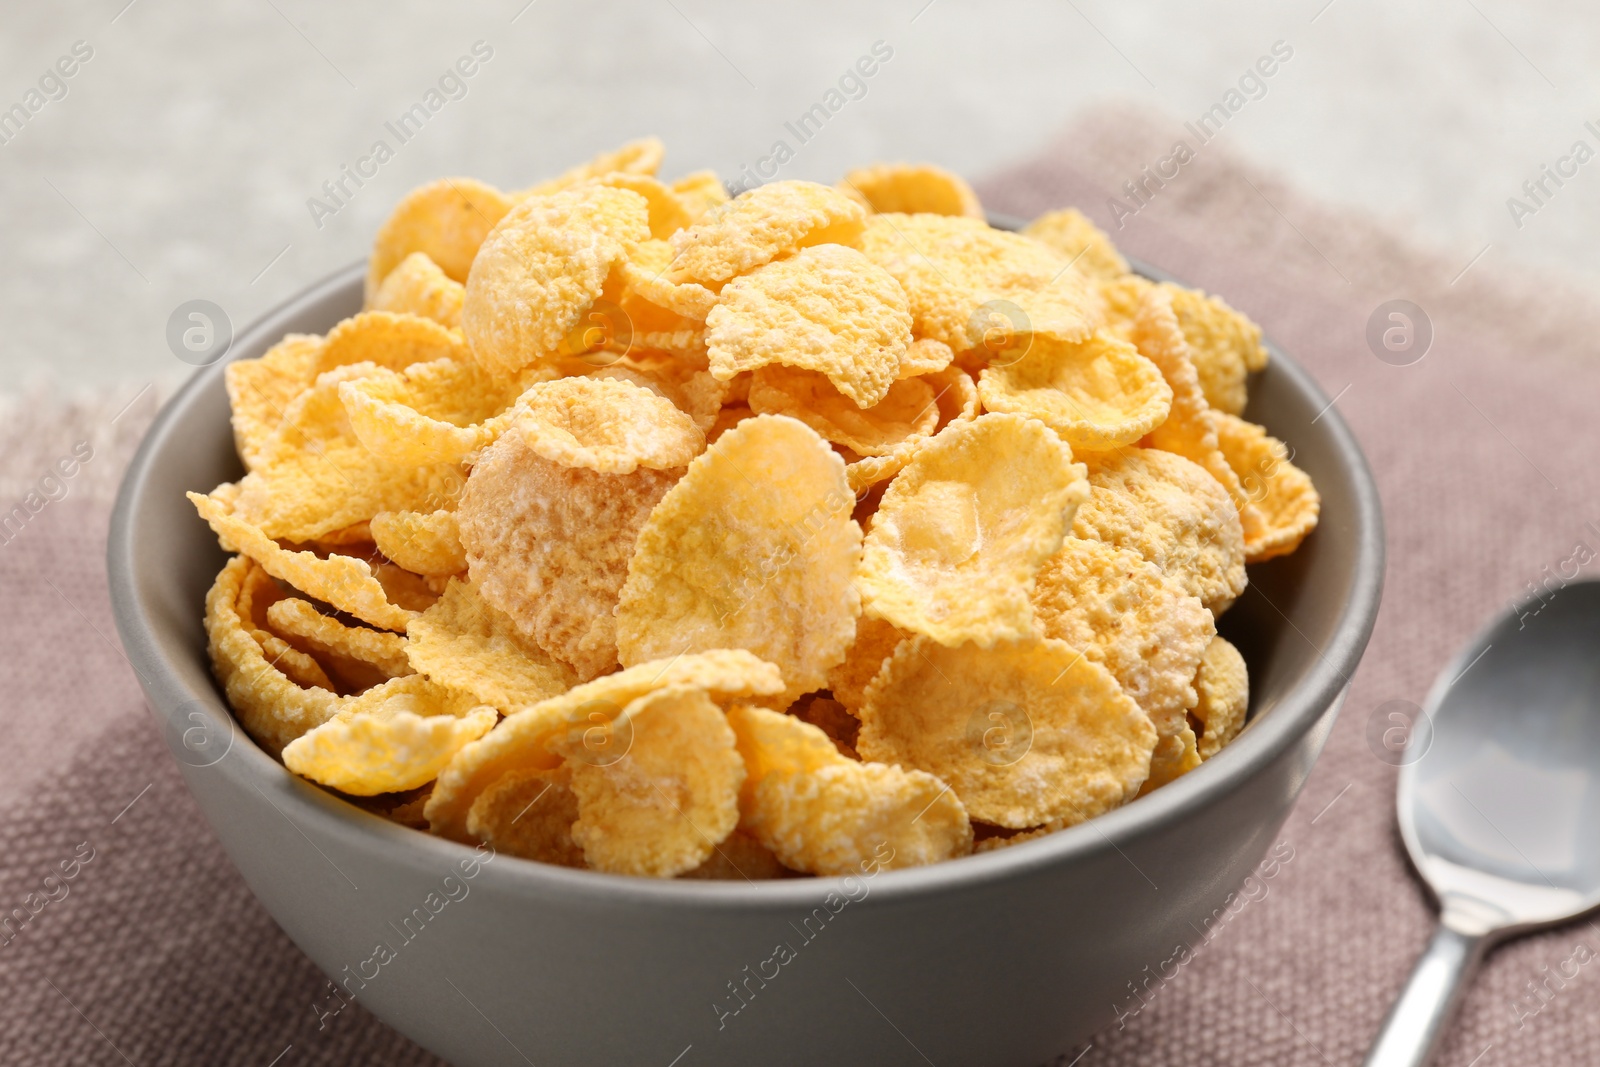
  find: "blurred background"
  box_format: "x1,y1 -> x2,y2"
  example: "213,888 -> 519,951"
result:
2,0 -> 1595,398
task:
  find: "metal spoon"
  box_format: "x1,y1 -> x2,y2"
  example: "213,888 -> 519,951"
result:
1363,579 -> 1600,1066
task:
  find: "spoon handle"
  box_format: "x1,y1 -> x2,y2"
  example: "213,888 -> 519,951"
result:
1362,921 -> 1489,1067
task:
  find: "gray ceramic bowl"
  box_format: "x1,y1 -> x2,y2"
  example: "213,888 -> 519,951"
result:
109,243 -> 1383,1066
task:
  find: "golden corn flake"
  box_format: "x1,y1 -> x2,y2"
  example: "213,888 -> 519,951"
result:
898,337 -> 954,379
505,376 -> 704,474
1130,284 -> 1265,545
615,415 -> 862,700
189,490 -> 416,632
839,162 -> 984,219
424,649 -> 782,842
1032,537 -> 1213,737
596,173 -> 691,240
369,251 -> 466,330
856,413 -> 1086,647
466,766 -> 586,868
977,331 -> 1172,451
228,364 -> 466,542
1023,208 -> 1129,280
1098,274 -> 1154,342
265,596 -> 413,680
457,398 -> 691,679
748,366 -> 936,457
583,355 -> 727,435
858,213 -> 1099,354
366,177 -> 514,302
1140,725 -> 1201,794
1162,284 -> 1269,416
521,136 -> 666,198
728,704 -> 971,875
1193,635 -> 1249,759
404,576 -> 576,712
235,564 -> 336,692
462,185 -> 650,377
826,615 -> 910,717
1213,412 -> 1320,563
620,238 -> 719,321
370,508 -> 467,577
551,686 -> 744,877
846,364 -> 980,492
705,243 -> 910,408
204,557 -> 347,756
667,180 -> 867,287
338,357 -> 526,468
1072,447 -> 1246,615
857,636 -> 1156,828
282,674 -> 497,795
669,169 -> 729,223
224,334 -> 320,470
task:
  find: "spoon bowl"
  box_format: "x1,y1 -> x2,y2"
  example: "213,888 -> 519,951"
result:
1365,580 -> 1600,1066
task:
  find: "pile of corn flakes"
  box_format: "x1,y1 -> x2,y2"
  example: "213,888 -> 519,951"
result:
191,139 -> 1318,879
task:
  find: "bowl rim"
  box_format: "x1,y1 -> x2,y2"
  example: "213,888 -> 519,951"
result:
108,250 -> 1385,911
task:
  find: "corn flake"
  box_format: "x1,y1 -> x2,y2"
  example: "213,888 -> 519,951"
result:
615,415 -> 861,700
466,766 -> 586,868
404,576 -> 576,712
977,331 -> 1172,451
1022,208 -> 1129,280
705,243 -> 910,408
1163,284 -> 1269,416
839,162 -> 984,219
856,413 -> 1086,647
225,335 -> 320,470
370,251 -> 465,330
667,180 -> 866,287
857,636 -> 1156,828
1193,635 -> 1249,759
749,366 -> 936,457
370,508 -> 467,577
366,177 -> 514,302
1213,412 -> 1320,562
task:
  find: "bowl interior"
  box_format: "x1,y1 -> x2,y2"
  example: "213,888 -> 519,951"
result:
109,254 -> 1384,901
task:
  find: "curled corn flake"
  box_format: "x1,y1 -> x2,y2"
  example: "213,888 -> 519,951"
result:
667,180 -> 867,287
859,213 -> 1099,354
190,490 -> 415,632
225,334 -> 321,471
265,596 -> 413,680
729,705 -> 970,875
1099,274 -> 1154,343
204,557 -> 347,756
521,137 -> 665,198
506,375 -> 703,474
1162,284 -> 1268,416
839,162 -> 984,219
366,177 -> 514,302
898,337 -> 954,379
977,331 -> 1172,451
338,357 -> 526,468
404,576 -> 576,713
1032,537 -> 1213,737
317,311 -> 470,376
551,686 -> 745,877
614,415 -> 862,701
283,675 -> 497,796
857,636 -> 1156,828
370,508 -> 467,577
1022,208 -> 1129,281
749,366 -> 936,457
1192,635 -> 1249,759
370,251 -> 466,330
1072,447 -> 1246,615
705,243 -> 911,408
236,560 -> 334,692
458,421 -> 681,679
463,185 -> 650,377
843,364 -> 980,493
1213,412 -> 1320,563
584,354 -> 728,435
595,172 -> 692,240
621,238 -> 719,321
424,649 -> 782,841
231,364 -> 468,542
1140,725 -> 1201,795
1130,285 -> 1266,545
668,169 -> 729,224
826,615 -> 910,717
856,413 -> 1086,647
466,767 -> 586,868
